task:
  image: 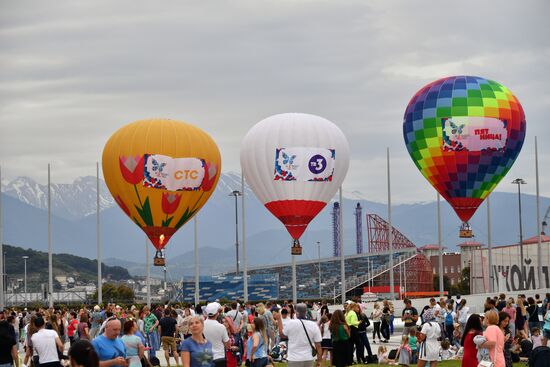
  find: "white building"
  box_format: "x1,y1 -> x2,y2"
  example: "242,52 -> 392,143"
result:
468,235 -> 550,293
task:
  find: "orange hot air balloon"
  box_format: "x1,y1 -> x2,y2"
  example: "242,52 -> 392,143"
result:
102,119 -> 221,264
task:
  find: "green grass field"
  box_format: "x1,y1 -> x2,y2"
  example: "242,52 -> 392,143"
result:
275,361 -> 526,367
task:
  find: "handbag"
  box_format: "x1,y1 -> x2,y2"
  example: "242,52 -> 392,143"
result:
299,319 -> 317,357
477,345 -> 497,367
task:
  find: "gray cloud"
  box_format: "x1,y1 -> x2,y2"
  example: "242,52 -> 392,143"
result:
1,0 -> 549,203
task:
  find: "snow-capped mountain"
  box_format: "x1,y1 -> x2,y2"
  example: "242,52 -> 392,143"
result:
1,171 -> 361,223
1,172 -> 253,222
3,176 -> 115,220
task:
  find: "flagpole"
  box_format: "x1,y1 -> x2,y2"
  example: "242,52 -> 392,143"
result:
97,162 -> 102,305
194,215 -> 199,306
0,166 -> 4,310
340,186 -> 345,303
146,238 -> 151,308
437,193 -> 444,297
387,148 -> 394,300
535,136 -> 542,288
48,164 -> 53,308
241,170 -> 248,302
292,251 -> 297,303
487,195 -> 493,293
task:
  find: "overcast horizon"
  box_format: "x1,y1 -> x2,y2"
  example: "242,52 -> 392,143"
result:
1,1 -> 549,204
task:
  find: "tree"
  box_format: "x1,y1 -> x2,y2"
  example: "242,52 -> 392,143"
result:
93,283 -> 135,304
433,274 -> 451,293
456,266 -> 470,295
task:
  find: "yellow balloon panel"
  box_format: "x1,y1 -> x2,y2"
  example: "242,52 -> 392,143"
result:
102,119 -> 221,250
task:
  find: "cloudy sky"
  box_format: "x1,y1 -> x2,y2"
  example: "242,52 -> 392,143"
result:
1,1 -> 549,204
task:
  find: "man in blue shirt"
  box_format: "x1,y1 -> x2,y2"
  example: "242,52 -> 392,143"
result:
92,318 -> 128,367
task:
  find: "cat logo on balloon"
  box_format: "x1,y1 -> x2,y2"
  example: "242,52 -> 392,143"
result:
274,147 -> 335,182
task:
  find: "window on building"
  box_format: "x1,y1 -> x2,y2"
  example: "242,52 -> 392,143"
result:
444,266 -> 448,274
451,278 -> 455,285
433,267 -> 436,274
451,266 -> 454,273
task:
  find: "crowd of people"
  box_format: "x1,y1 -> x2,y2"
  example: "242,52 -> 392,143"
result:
0,292 -> 548,367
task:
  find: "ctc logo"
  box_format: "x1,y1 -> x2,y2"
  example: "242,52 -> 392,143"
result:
308,154 -> 326,174
174,169 -> 199,180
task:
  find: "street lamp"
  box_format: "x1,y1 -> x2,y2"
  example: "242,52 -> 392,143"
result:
22,256 -> 29,306
512,178 -> 526,289
229,190 -> 242,274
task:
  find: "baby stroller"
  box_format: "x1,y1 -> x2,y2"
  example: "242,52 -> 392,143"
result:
270,341 -> 288,362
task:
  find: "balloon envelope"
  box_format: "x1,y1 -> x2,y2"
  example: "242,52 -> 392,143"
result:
102,119 -> 221,251
241,113 -> 350,241
403,76 -> 526,223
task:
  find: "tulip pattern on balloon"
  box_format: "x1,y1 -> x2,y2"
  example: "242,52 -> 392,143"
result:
103,119 -> 221,264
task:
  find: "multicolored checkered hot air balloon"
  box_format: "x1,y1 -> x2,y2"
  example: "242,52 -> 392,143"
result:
403,76 -> 526,237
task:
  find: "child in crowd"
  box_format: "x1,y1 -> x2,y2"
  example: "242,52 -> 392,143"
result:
510,335 -> 522,362
452,323 -> 462,349
473,334 -> 491,363
396,335 -> 411,366
408,328 -> 418,364
377,346 -> 396,365
517,330 -> 534,359
439,339 -> 454,360
531,327 -> 542,348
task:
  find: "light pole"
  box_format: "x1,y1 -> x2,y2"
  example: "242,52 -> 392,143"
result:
229,190 -> 242,274
317,241 -> 321,299
3,251 -> 6,295
22,256 -> 29,306
512,178 -> 526,289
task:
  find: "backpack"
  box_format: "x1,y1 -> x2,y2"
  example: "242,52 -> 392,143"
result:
529,346 -> 550,367
445,312 -> 454,326
148,356 -> 160,367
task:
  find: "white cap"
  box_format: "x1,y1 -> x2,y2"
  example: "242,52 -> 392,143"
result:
205,302 -> 220,316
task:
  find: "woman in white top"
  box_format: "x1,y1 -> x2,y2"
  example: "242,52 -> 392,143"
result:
457,299 -> 470,332
319,314 -> 332,366
417,321 -> 441,367
371,303 -> 383,343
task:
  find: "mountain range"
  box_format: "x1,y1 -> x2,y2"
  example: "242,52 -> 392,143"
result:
2,173 -> 549,278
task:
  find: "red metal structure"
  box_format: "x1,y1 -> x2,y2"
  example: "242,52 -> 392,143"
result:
366,213 -> 416,252
365,213 -> 433,295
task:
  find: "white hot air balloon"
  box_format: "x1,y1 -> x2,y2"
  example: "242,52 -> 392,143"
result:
240,113 -> 350,254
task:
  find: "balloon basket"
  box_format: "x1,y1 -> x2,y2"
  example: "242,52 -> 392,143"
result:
291,240 -> 302,255
459,223 -> 473,238
459,229 -> 473,238
153,250 -> 165,266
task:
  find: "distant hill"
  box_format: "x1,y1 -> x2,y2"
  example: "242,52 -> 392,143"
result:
1,244 -> 132,291
2,173 -> 549,272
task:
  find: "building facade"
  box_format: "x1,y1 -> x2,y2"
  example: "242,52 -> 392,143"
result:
419,245 -> 462,286
468,235 -> 550,293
